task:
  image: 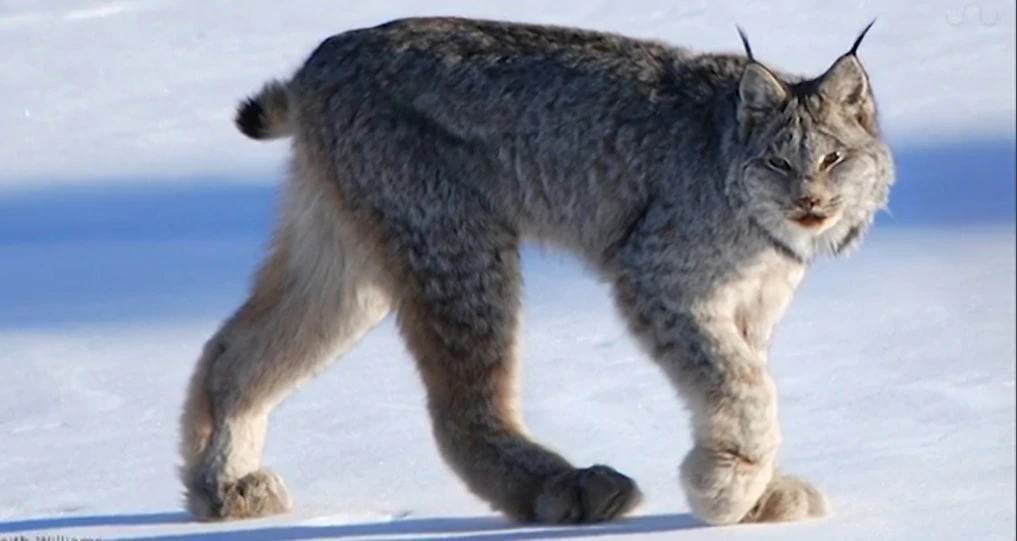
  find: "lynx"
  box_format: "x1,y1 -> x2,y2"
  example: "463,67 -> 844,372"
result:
178,16 -> 893,526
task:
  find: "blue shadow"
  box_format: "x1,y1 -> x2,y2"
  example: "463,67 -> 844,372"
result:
0,511 -> 190,534
874,136 -> 1015,226
0,512 -> 704,541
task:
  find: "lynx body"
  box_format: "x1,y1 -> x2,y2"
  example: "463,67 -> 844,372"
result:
179,16 -> 893,526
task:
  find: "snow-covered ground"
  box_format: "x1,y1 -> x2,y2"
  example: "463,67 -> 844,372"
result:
0,1 -> 1014,540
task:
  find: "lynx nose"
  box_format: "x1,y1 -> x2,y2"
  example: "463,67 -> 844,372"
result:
795,195 -> 821,211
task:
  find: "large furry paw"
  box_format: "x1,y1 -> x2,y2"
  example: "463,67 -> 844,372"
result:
530,465 -> 643,524
220,468 -> 292,519
186,468 -> 292,521
741,473 -> 827,523
679,446 -> 775,525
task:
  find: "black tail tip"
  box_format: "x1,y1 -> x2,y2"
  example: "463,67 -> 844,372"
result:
235,97 -> 265,139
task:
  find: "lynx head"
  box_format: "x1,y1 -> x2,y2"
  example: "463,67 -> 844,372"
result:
727,22 -> 894,261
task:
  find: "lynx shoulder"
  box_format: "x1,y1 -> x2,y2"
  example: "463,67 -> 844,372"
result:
179,16 -> 893,527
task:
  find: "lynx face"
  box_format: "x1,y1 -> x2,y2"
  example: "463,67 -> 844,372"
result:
731,54 -> 894,259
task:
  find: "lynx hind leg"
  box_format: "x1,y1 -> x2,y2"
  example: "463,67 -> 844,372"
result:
392,219 -> 642,524
178,168 -> 392,520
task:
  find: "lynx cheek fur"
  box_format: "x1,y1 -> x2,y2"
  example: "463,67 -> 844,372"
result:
178,17 -> 893,526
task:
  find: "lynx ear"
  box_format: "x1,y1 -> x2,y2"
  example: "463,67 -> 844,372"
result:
738,64 -> 788,113
817,54 -> 871,106
817,22 -> 879,132
818,20 -> 876,106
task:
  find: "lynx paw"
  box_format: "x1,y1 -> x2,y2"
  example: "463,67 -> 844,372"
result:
679,445 -> 774,525
741,473 -> 827,523
187,468 -> 292,520
530,465 -> 643,524
221,468 -> 292,519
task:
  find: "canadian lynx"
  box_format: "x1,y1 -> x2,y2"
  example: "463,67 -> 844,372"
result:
179,16 -> 893,526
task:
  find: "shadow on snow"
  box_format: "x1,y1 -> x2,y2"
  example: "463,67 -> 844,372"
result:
0,511 -> 705,540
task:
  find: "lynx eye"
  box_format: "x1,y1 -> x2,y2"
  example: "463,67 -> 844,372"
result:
766,156 -> 792,172
820,151 -> 842,170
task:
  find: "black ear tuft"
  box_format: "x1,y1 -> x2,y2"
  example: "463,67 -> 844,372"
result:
736,25 -> 755,62
848,19 -> 876,56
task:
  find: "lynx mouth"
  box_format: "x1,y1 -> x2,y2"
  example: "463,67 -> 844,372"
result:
791,213 -> 829,228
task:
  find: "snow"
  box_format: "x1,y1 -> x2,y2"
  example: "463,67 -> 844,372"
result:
0,1 -> 1014,540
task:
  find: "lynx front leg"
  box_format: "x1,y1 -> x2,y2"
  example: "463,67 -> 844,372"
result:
611,232 -> 825,525
393,219 -> 642,524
